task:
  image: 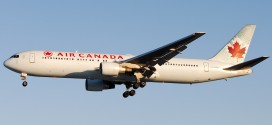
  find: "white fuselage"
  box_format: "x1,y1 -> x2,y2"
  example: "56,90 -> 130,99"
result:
4,51 -> 252,84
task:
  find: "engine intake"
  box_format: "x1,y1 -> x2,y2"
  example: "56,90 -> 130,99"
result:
85,79 -> 115,91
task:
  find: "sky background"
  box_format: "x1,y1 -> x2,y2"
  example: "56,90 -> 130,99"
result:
0,0 -> 271,125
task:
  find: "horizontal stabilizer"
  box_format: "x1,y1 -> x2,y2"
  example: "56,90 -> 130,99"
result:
224,56 -> 269,71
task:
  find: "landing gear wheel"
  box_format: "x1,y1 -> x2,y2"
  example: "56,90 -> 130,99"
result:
22,81 -> 28,87
140,82 -> 146,88
129,90 -> 136,96
123,91 -> 130,98
133,82 -> 140,89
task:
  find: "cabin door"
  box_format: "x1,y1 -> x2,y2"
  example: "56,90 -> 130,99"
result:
29,53 -> 35,63
203,62 -> 209,72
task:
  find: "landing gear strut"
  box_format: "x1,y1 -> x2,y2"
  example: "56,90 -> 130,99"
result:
122,82 -> 146,98
21,73 -> 28,87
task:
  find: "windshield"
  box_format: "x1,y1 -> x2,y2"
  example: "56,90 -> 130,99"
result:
10,55 -> 19,58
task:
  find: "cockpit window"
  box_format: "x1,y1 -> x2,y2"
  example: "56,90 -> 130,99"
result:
10,55 -> 19,58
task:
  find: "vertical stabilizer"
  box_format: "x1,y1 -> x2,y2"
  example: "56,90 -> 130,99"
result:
210,24 -> 256,64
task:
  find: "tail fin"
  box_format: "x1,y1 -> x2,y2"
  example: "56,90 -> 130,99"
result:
210,24 -> 256,64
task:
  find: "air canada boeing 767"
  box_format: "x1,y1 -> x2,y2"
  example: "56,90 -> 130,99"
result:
3,25 -> 269,98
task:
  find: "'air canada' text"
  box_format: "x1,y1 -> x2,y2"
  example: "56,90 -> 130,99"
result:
44,51 -> 124,60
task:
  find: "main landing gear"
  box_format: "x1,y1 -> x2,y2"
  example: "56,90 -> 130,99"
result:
122,82 -> 146,98
21,73 -> 28,87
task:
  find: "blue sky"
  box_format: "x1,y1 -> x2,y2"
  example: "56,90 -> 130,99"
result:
0,0 -> 271,125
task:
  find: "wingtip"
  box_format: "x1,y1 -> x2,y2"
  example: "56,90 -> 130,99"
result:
194,32 -> 206,36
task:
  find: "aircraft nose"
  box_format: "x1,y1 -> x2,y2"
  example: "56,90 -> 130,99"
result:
3,59 -> 11,68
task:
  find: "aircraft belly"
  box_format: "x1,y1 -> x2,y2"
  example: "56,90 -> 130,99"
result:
26,61 -> 136,81
25,60 -> 98,78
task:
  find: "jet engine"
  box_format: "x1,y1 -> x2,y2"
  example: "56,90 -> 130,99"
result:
85,79 -> 115,91
100,62 -> 132,76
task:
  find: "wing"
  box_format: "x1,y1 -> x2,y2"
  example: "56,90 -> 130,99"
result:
120,32 -> 205,78
122,32 -> 205,66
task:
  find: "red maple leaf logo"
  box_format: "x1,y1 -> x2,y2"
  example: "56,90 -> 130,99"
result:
44,51 -> 53,57
228,41 -> 246,58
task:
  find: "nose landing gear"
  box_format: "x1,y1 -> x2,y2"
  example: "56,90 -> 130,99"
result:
22,81 -> 28,87
21,73 -> 28,87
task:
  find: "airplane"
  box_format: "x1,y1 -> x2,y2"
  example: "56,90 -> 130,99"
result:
3,24 -> 269,98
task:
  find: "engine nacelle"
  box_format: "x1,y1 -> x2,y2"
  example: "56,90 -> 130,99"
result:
85,79 -> 115,91
100,62 -> 132,76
